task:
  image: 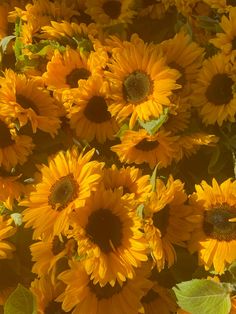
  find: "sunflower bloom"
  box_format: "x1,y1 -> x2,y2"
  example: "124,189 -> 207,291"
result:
22,147 -> 103,239
0,216 -> 16,260
70,188 -> 148,286
188,178 -> 236,274
57,259 -> 152,314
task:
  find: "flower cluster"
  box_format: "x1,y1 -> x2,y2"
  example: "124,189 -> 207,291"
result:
1,0 -> 236,313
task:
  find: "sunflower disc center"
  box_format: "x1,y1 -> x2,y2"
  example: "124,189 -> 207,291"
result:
89,280 -> 123,299
84,95 -> 111,123
203,207 -> 236,241
85,208 -> 123,253
66,68 -> 91,88
135,138 -> 159,151
45,300 -> 67,314
16,94 -> 40,114
0,121 -> 14,148
205,73 -> 234,106
48,174 -> 77,211
102,1 -> 122,19
123,71 -> 151,103
152,205 -> 169,236
226,0 -> 236,6
141,288 -> 159,304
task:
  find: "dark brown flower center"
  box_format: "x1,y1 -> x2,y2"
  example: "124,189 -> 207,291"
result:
203,206 -> 236,241
226,0 -> 236,6
48,174 -> 77,211
45,300 -> 69,314
66,68 -> 91,88
85,208 -> 123,253
0,120 -> 14,148
84,96 -> 111,123
123,71 -> 152,103
232,37 -> 236,50
205,73 -> 234,106
102,1 -> 122,19
89,280 -> 124,299
16,94 -> 40,114
51,235 -> 68,255
152,205 -> 170,236
135,138 -> 159,151
169,62 -> 186,87
141,288 -> 159,303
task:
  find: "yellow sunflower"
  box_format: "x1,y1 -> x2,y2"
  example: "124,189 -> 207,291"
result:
21,147 -> 103,240
30,234 -> 77,277
0,215 -> 16,260
160,31 -> 204,96
68,75 -> 119,143
188,178 -> 236,274
70,187 -> 148,286
0,69 -> 63,136
174,0 -> 211,16
31,275 -> 65,314
111,129 -> 179,169
138,1 -> 173,19
102,164 -> 152,204
0,118 -> 34,171
105,34 -> 180,128
143,176 -> 196,271
43,47 -> 108,92
85,0 -> 137,27
204,0 -> 236,13
210,7 -> 236,57
57,259 -> 152,314
192,53 -> 236,126
139,283 -> 177,314
42,20 -> 100,52
0,174 -> 26,210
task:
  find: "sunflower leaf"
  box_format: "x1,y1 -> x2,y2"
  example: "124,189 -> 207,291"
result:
136,204 -> 144,218
10,213 -> 23,226
150,165 -> 158,191
4,284 -> 37,314
138,108 -> 169,135
115,123 -> 129,138
0,35 -> 16,53
173,279 -> 231,314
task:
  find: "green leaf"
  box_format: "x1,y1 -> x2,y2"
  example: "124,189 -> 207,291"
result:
0,36 -> 16,53
150,165 -> 158,191
138,108 -> 169,135
173,279 -> 231,314
10,213 -> 23,226
115,123 -> 129,138
228,261 -> 236,279
4,284 -> 37,314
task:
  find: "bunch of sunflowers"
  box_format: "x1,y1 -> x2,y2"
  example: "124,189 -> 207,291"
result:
1,0 -> 236,313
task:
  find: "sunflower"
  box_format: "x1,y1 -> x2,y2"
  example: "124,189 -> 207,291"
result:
0,174 -> 26,210
31,275 -> 66,314
138,1 -> 173,19
42,20 -> 100,52
143,176 -> 196,271
0,215 -> 16,260
57,259 -> 152,314
0,118 -> 34,171
210,7 -> 236,57
43,47 -> 108,92
174,0 -> 211,16
188,178 -> 236,274
160,31 -> 204,96
0,69 -> 63,136
139,283 -> 177,314
70,187 -> 148,286
192,53 -> 236,126
21,147 -> 103,240
111,129 -> 179,169
102,164 -> 152,204
204,0 -> 236,13
30,234 -> 77,277
174,132 -> 219,162
105,34 -> 180,128
68,75 -> 119,143
85,0 -> 137,27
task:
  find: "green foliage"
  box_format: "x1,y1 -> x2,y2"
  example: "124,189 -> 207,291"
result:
0,36 -> 16,53
4,284 -> 37,314
10,213 -> 23,227
173,279 -> 232,314
150,165 -> 158,191
138,108 -> 169,135
115,123 -> 129,138
136,204 -> 144,219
